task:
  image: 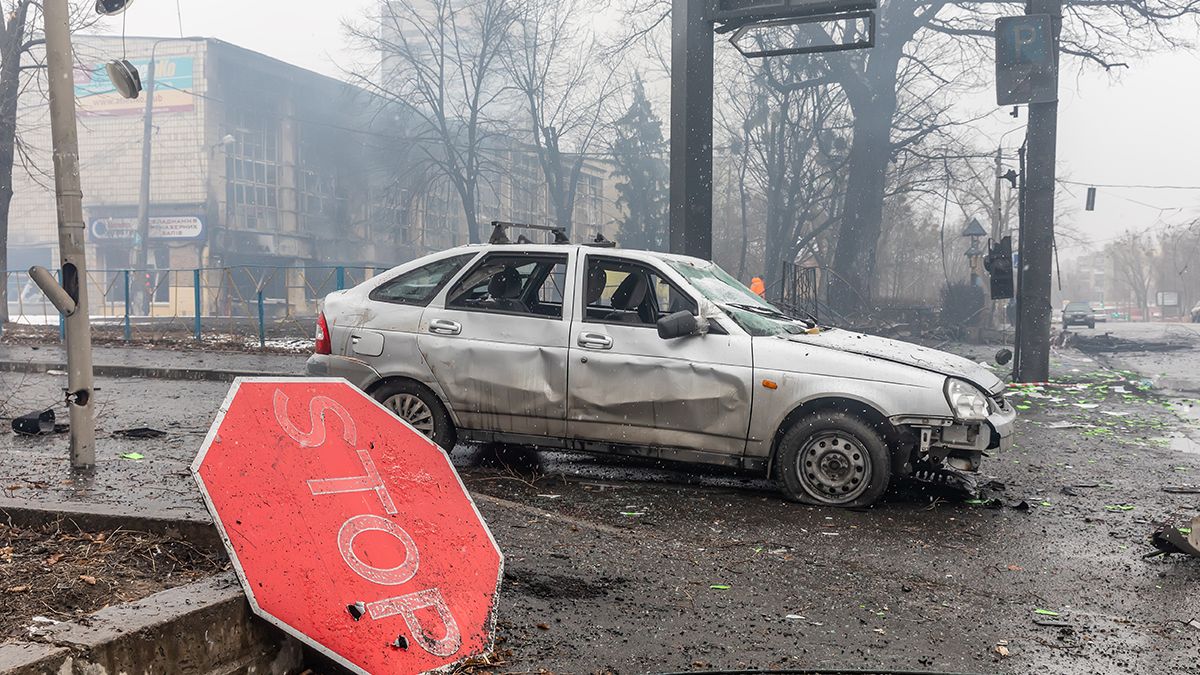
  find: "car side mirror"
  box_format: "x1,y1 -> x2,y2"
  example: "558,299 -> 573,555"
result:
657,311 -> 701,340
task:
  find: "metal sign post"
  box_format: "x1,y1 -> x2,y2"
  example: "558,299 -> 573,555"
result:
668,0 -> 878,262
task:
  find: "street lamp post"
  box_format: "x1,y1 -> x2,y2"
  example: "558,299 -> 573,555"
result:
133,37 -> 202,314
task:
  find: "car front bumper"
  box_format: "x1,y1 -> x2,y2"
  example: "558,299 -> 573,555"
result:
305,353 -> 382,390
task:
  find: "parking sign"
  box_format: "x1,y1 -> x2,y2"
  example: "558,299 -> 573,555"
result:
995,15 -> 1057,105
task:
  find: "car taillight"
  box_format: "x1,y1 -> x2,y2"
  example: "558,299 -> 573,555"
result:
315,312 -> 332,355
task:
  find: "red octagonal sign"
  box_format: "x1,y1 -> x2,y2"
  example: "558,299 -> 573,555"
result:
192,378 -> 503,674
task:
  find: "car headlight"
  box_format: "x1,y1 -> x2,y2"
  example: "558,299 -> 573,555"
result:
945,378 -> 989,420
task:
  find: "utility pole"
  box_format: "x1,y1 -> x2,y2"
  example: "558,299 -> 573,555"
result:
668,0 -> 713,260
134,54 -> 157,314
36,0 -> 96,468
1014,0 -> 1061,383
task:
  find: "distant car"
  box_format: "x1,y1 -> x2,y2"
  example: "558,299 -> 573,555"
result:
307,240 -> 1015,507
1092,305 -> 1108,323
1062,301 -> 1095,329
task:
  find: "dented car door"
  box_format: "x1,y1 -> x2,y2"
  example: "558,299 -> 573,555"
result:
417,250 -> 574,437
566,253 -> 754,459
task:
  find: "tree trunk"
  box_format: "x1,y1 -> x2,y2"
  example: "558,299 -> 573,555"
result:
0,2 -> 31,324
827,99 -> 894,315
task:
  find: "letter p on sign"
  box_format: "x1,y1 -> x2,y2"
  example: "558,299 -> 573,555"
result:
193,378 -> 503,674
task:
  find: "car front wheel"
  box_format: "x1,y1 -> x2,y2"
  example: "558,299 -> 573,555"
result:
775,411 -> 891,507
373,380 -> 457,451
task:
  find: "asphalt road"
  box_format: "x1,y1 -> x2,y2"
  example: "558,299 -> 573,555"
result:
1,329 -> 1197,674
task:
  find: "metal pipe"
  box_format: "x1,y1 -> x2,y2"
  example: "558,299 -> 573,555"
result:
193,268 -> 202,340
43,0 -> 96,469
28,265 -> 75,315
123,269 -> 131,340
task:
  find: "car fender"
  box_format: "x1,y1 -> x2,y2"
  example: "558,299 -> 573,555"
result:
746,337 -> 951,462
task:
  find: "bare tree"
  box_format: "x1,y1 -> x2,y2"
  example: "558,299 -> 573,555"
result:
346,0 -> 520,245
620,0 -> 1200,314
1107,230 -> 1154,319
507,0 -> 619,236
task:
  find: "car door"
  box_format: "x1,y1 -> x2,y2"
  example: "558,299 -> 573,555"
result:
417,250 -> 573,438
566,253 -> 754,458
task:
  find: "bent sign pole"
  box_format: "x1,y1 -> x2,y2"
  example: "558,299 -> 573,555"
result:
193,378 -> 503,674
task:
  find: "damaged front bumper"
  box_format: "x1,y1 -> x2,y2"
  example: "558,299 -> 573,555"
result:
891,394 -> 1016,473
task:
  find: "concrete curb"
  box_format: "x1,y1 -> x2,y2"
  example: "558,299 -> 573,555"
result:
0,572 -> 304,675
0,499 -> 220,550
0,359 -> 278,383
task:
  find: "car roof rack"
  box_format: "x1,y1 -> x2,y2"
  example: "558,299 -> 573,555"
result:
583,232 -> 617,248
489,221 -> 569,245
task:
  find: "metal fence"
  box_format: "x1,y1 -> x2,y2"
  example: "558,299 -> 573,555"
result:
2,265 -> 382,350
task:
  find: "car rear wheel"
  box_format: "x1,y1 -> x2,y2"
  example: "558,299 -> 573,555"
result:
775,411 -> 891,507
373,380 -> 456,451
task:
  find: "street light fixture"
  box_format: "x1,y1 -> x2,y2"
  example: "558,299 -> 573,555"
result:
95,0 -> 135,16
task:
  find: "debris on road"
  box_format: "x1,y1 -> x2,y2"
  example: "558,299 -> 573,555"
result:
1065,331 -> 1190,354
113,427 -> 167,439
119,452 -> 145,461
12,409 -> 55,436
1163,485 -> 1200,494
1146,515 -> 1200,559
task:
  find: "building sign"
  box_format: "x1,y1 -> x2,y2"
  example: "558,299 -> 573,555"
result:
89,216 -> 205,242
75,56 -> 196,117
995,15 -> 1057,105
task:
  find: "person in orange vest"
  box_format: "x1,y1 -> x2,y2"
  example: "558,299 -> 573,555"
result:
750,277 -> 766,298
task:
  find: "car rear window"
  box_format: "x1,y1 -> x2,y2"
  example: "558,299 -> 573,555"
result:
369,254 -> 476,306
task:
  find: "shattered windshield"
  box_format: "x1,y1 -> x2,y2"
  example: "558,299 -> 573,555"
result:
666,259 -> 812,335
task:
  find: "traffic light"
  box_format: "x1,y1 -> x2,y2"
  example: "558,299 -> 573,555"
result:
983,236 -> 1014,300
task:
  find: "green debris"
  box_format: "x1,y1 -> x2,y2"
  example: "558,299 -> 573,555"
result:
710,584 -> 731,590
1104,504 -> 1135,512
1040,501 -> 1053,507
120,453 -> 144,461
620,511 -> 645,517
1034,608 -> 1060,617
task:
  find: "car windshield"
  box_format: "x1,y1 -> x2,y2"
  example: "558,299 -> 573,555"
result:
1066,302 -> 1091,311
665,259 -> 813,336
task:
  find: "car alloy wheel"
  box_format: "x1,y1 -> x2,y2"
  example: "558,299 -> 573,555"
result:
384,393 -> 436,437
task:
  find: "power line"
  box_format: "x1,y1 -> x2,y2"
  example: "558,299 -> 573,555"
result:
1061,179 -> 1200,191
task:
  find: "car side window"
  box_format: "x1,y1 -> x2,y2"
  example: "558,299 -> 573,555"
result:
446,253 -> 569,319
583,258 -> 697,327
369,254 -> 475,306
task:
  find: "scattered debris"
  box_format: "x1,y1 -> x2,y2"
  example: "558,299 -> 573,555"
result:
120,453 -> 145,461
1066,332 -> 1190,354
1104,504 -> 1136,512
993,641 -> 1010,657
709,584 -> 731,590
347,602 -> 366,620
113,427 -> 167,439
1163,485 -> 1200,494
1146,515 -> 1200,559
12,409 -> 55,436
390,635 -> 409,650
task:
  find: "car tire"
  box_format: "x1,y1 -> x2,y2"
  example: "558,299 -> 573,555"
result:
775,411 -> 891,507
372,380 -> 457,451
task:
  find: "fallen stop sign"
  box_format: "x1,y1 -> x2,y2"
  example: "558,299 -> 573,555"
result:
192,378 -> 502,674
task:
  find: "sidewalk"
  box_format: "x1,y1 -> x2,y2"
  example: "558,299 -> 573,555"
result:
0,343 -> 307,381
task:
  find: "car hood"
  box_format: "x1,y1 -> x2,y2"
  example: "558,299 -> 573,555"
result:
781,329 -> 1004,394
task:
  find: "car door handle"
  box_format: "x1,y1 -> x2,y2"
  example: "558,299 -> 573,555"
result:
578,332 -> 612,350
428,319 -> 462,336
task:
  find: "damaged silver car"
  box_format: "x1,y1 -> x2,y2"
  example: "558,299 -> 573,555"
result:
307,235 -> 1015,507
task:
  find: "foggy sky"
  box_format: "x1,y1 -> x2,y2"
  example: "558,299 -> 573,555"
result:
104,0 -> 1200,253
